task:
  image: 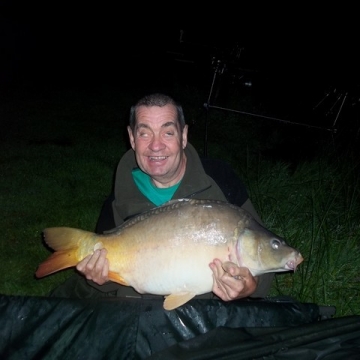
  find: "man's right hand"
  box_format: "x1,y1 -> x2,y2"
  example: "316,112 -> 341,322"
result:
76,248 -> 109,285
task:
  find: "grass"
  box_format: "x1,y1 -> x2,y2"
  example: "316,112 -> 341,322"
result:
242,154 -> 360,316
1,78 -> 359,318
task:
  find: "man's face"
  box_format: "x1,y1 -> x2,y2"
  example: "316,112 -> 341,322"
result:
127,104 -> 188,187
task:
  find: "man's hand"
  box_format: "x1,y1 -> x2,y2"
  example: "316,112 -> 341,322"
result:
76,248 -> 109,285
209,259 -> 257,301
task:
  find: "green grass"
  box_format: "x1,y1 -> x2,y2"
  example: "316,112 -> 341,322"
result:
1,82 -> 359,317
241,154 -> 360,316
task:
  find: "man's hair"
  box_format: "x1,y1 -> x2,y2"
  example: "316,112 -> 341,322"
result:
129,93 -> 186,132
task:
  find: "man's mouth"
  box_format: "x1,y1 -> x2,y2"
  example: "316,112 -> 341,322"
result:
149,156 -> 168,161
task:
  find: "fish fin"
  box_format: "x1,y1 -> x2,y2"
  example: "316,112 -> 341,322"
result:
36,250 -> 78,278
36,227 -> 94,278
42,227 -> 94,251
108,271 -> 129,286
163,292 -> 196,311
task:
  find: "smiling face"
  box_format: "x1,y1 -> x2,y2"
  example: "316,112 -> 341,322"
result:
127,104 -> 188,188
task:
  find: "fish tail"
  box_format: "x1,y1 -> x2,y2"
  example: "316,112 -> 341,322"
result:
35,227 -> 95,278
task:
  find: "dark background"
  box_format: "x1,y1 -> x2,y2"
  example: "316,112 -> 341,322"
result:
2,3 -> 359,85
1,2 -> 359,145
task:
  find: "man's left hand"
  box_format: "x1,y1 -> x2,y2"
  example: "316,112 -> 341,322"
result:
209,259 -> 257,301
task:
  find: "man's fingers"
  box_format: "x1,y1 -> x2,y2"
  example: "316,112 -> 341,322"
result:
84,249 -> 102,272
91,249 -> 108,272
102,258 -> 110,279
75,249 -> 109,284
222,261 -> 251,279
76,254 -> 92,272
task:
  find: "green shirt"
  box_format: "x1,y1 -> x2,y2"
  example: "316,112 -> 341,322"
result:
132,168 -> 181,206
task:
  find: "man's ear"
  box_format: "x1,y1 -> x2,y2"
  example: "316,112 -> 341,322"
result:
127,126 -> 135,150
182,124 -> 188,149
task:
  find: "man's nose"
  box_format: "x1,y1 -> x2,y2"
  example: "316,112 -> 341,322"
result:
149,135 -> 165,151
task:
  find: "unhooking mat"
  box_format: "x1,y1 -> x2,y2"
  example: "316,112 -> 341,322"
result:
1,294 -> 359,360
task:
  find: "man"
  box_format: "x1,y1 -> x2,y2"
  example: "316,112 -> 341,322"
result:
51,93 -> 273,300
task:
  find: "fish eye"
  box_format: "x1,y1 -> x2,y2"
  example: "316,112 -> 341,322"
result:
271,239 -> 281,250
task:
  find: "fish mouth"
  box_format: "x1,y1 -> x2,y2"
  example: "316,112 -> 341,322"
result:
285,253 -> 304,271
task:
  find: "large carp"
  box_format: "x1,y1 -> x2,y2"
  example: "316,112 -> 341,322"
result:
36,199 -> 303,310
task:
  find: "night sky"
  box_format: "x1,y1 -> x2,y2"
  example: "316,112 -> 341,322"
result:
1,3 -> 359,97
